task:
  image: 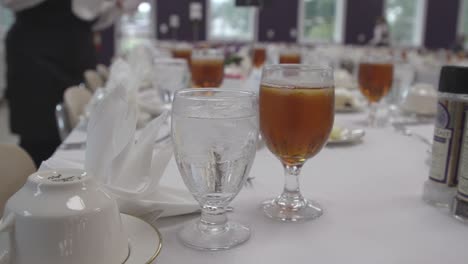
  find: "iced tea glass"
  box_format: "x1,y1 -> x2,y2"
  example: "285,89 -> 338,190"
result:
259,64 -> 334,222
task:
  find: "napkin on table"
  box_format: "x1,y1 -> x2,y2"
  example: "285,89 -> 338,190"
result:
41,58 -> 198,221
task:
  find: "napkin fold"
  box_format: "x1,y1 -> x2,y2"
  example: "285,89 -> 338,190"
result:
41,57 -> 198,220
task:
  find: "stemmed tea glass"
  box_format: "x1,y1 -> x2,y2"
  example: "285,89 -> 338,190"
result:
279,46 -> 302,64
252,43 -> 267,68
172,89 -> 258,250
259,64 -> 334,222
191,49 -> 225,88
358,54 -> 394,127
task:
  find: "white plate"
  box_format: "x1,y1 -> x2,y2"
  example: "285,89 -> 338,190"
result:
0,214 -> 162,264
328,128 -> 366,145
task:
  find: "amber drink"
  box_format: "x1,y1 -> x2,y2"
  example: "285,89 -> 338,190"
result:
191,49 -> 224,88
259,64 -> 334,222
358,62 -> 394,127
253,46 -> 267,68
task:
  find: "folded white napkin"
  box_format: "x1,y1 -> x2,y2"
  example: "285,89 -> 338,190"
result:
41,58 -> 198,221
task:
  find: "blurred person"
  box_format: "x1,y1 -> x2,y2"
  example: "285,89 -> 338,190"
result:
370,17 -> 390,47
1,0 -> 141,166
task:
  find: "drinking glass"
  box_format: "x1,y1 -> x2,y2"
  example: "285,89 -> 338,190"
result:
172,42 -> 193,66
358,57 -> 394,127
191,49 -> 225,88
259,64 -> 334,222
172,89 -> 258,250
252,44 -> 267,68
153,58 -> 190,103
279,47 -> 301,64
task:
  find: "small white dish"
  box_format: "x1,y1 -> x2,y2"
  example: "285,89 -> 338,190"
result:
122,214 -> 162,264
0,214 -> 162,264
328,128 -> 365,145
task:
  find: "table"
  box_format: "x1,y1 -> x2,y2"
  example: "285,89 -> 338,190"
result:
49,110 -> 468,264
158,117 -> 468,264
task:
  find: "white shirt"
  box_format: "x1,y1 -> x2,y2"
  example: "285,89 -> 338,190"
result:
0,0 -> 141,30
370,24 -> 390,46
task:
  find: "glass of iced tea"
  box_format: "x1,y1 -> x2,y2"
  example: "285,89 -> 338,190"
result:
259,64 -> 334,222
358,60 -> 394,127
172,43 -> 193,66
191,48 -> 225,88
279,48 -> 301,64
252,44 -> 267,68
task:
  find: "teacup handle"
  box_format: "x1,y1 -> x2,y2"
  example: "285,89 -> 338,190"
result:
0,214 -> 15,264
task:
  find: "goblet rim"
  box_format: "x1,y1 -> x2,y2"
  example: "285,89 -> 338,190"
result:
263,64 -> 333,73
175,88 -> 257,101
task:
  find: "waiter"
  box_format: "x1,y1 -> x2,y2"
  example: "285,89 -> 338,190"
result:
1,0 -> 134,166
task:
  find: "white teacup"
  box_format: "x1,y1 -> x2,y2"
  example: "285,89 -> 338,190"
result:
401,82 -> 438,115
0,169 -> 129,264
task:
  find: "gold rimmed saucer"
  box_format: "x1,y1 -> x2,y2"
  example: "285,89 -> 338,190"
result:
121,214 -> 162,264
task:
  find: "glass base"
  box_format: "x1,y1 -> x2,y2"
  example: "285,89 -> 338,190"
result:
262,197 -> 323,222
422,180 -> 455,208
178,220 -> 250,251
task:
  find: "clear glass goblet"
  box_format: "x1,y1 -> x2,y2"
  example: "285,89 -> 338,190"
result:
171,89 -> 258,250
153,58 -> 190,104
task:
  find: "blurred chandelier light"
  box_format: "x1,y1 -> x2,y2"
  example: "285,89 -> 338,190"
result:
138,2 -> 151,13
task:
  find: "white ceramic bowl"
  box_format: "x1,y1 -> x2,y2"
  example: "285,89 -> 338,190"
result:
401,83 -> 438,115
0,169 -> 128,264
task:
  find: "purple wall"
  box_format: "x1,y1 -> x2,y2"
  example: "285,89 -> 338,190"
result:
156,0 -> 207,41
258,0 -> 299,42
344,0 -> 384,45
424,0 -> 460,49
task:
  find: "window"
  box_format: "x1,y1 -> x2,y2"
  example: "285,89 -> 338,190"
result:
458,0 -> 468,46
385,0 -> 426,46
300,0 -> 345,43
0,6 -> 14,31
208,0 -> 256,41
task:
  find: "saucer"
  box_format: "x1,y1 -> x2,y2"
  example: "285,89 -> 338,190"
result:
123,214 -> 162,264
0,214 -> 162,264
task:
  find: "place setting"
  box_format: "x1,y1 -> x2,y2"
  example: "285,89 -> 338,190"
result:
3,1 -> 468,262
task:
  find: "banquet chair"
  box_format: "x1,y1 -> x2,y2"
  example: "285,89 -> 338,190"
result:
64,85 -> 92,128
84,69 -> 104,92
96,64 -> 109,82
0,144 -> 36,218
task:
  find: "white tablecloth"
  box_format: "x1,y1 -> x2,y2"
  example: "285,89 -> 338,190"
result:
48,106 -> 468,263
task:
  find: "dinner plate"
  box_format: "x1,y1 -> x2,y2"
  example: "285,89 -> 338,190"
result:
328,128 -> 365,145
0,214 -> 162,264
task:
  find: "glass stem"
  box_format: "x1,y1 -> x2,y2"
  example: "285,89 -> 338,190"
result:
199,205 -> 228,234
276,164 -> 305,208
368,102 -> 378,127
